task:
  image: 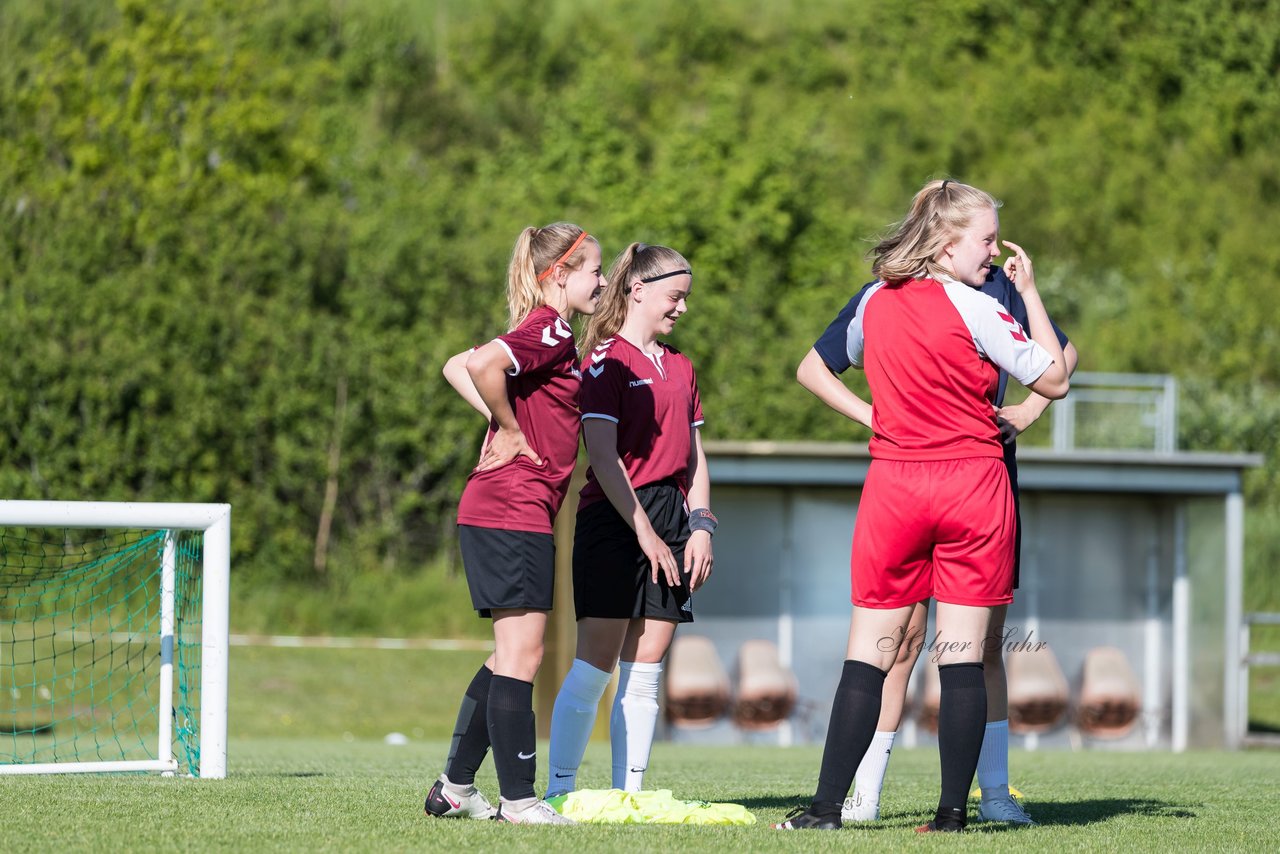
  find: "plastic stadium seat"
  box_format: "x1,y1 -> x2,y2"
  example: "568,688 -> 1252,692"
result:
1076,646 -> 1142,739
731,639 -> 797,730
664,634 -> 730,728
1006,644 -> 1070,733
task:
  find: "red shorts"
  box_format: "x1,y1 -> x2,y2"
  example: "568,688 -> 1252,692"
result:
850,457 -> 1015,608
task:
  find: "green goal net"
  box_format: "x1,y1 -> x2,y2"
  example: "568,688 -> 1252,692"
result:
0,502 -> 230,777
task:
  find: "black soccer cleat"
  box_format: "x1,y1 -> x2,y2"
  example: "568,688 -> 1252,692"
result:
915,806 -> 967,833
772,805 -> 842,830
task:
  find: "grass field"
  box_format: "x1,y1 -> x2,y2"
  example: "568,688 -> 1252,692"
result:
226,643 -> 1280,740
228,646 -> 492,740
2,646 -> 1278,852
1,741 -> 1277,852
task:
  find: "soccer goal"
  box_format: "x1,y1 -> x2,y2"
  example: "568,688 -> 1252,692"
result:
0,501 -> 229,778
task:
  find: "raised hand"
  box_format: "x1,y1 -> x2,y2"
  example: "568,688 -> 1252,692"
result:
1001,240 -> 1036,294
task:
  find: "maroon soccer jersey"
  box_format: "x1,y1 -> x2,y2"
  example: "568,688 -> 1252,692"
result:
456,305 -> 582,534
845,277 -> 1053,461
577,337 -> 704,510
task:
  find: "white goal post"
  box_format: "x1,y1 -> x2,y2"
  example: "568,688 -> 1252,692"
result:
0,500 -> 230,778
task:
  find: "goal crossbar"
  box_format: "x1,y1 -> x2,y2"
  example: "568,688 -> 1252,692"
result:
0,500 -> 230,778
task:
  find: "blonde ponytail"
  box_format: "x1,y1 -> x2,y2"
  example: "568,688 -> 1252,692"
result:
505,222 -> 597,330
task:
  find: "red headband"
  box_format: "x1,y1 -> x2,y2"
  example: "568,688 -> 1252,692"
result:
536,232 -> 590,282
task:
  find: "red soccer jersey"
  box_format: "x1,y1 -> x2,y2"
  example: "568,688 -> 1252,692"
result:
577,336 -> 704,510
456,305 -> 582,534
845,277 -> 1053,461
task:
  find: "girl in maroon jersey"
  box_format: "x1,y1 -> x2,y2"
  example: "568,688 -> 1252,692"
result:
424,223 -> 602,826
774,180 -> 1069,833
544,242 -> 715,797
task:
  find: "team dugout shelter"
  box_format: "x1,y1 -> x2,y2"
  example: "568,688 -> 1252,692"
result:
641,439 -> 1258,752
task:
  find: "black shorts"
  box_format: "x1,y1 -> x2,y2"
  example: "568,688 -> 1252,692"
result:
1005,446 -> 1022,591
458,524 -> 555,618
572,480 -> 694,623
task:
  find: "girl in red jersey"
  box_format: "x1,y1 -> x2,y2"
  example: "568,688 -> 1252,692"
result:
797,265 -> 1077,827
774,180 -> 1069,833
424,223 -> 602,826
544,243 -> 715,797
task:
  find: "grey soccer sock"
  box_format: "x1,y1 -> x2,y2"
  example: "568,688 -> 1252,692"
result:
442,664 -> 493,785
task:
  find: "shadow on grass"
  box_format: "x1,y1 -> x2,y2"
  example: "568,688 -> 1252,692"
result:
735,796 -> 936,831
1030,798 -> 1198,825
737,795 -> 809,812
737,795 -> 1196,829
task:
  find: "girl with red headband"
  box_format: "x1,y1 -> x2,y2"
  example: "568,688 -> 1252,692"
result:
424,223 -> 602,825
544,242 -> 715,798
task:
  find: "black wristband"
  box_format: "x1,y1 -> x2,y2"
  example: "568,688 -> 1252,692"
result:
689,507 -> 718,535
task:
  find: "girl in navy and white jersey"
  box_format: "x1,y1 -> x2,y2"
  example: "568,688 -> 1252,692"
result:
424,223 -> 602,826
775,180 -> 1069,833
544,243 -> 715,797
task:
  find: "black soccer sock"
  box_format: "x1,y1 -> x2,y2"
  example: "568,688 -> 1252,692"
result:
487,675 -> 537,801
442,664 -> 493,785
937,662 -> 987,815
812,659 -> 887,810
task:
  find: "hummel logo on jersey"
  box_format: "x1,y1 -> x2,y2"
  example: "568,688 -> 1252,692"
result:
629,378 -> 653,387
539,319 -> 572,347
588,339 -> 615,378
996,310 -> 1028,343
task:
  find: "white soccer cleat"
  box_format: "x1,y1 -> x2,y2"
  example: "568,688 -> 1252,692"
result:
841,790 -> 880,822
977,793 -> 1036,825
495,797 -> 576,825
424,775 -> 498,820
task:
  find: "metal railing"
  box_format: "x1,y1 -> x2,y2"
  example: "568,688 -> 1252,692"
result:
1241,612 -> 1280,746
1050,372 -> 1178,453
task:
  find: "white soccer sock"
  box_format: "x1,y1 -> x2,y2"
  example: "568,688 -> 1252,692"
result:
610,660 -> 662,791
852,730 -> 896,801
547,659 -> 612,795
977,719 -> 1010,798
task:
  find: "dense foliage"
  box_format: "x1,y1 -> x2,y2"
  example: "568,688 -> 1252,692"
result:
1,0 -> 1277,626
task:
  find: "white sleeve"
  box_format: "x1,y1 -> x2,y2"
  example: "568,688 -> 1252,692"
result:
943,283 -> 1053,386
844,282 -> 884,368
